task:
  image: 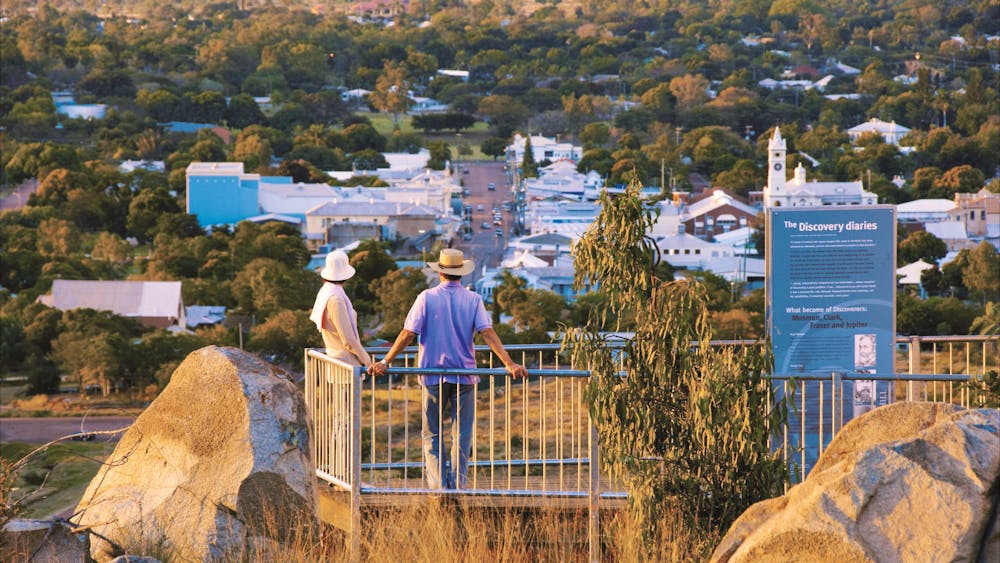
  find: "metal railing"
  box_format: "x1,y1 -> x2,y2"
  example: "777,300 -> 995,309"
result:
304,336 -> 997,560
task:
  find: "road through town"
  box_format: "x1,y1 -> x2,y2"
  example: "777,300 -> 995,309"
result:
452,160 -> 515,289
0,416 -> 134,444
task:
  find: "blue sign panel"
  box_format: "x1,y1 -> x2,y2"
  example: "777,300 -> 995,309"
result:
767,206 -> 896,404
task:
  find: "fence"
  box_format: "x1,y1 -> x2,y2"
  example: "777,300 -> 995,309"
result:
304,336 -> 997,560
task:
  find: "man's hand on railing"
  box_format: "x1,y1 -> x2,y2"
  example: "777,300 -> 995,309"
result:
506,362 -> 528,379
368,360 -> 388,377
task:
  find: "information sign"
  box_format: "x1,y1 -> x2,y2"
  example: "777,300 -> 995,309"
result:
767,206 -> 896,413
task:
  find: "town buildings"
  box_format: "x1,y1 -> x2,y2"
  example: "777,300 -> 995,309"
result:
756,127 -> 879,209
185,161 -> 461,252
506,134 -> 583,165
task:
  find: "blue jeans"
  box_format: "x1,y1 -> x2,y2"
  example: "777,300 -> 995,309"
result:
421,382 -> 476,489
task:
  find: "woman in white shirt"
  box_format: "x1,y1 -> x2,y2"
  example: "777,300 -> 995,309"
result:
309,250 -> 372,367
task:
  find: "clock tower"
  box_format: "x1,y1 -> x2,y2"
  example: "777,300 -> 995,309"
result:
767,126 -> 787,195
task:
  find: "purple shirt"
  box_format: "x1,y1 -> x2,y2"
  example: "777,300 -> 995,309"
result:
403,281 -> 491,385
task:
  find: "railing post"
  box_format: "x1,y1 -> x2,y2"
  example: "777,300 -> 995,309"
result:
588,417 -> 600,563
831,372 -> 843,437
908,335 -> 921,375
350,366 -> 362,562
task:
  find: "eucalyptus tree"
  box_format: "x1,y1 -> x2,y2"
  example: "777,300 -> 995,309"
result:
565,181 -> 788,546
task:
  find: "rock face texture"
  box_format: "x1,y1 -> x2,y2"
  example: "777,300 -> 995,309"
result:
712,402 -> 1000,563
73,346 -> 317,562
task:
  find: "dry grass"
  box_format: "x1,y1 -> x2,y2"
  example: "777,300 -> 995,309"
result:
218,497 -> 718,562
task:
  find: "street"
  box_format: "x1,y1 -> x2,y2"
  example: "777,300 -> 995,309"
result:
451,160 -> 516,288
0,416 -> 134,444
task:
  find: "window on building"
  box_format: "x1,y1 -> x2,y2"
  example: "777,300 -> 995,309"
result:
981,210 -> 986,220
684,249 -> 690,255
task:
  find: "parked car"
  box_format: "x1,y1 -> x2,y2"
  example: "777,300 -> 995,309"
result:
482,222 -> 490,229
495,228 -> 503,237
476,204 -> 485,211
487,182 -> 496,190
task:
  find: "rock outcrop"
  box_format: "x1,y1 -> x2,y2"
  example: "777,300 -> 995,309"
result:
712,402 -> 999,563
73,346 -> 317,562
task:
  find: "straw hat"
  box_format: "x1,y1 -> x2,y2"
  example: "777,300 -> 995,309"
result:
320,250 -> 356,282
427,248 -> 475,276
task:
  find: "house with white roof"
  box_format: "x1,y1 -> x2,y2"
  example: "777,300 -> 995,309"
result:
507,134 -> 582,165
120,160 -> 165,173
508,232 -> 576,263
896,259 -> 935,298
515,265 -> 580,301
712,226 -> 758,256
923,221 -> 975,252
655,233 -> 734,269
649,201 -> 684,238
896,199 -> 957,224
522,159 -> 602,202
409,96 -> 449,114
760,127 -> 878,209
304,200 -> 444,251
501,250 -> 550,269
526,200 -> 601,236
436,69 -> 469,81
39,280 -> 185,329
380,148 -> 431,171
186,305 -> 227,328
341,88 -> 371,103
476,256 -> 591,305
653,233 -> 765,286
827,60 -> 861,75
847,118 -> 912,146
757,75 -> 833,92
706,256 -> 767,287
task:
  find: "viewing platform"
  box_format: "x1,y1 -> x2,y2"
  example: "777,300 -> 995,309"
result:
305,337 -> 998,560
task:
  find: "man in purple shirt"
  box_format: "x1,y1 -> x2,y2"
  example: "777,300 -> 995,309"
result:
369,249 -> 527,489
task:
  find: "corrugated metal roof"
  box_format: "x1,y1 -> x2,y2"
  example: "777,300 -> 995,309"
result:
47,280 -> 182,319
897,199 -> 957,213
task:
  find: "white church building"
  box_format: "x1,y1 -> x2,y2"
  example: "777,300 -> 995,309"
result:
761,127 -> 878,208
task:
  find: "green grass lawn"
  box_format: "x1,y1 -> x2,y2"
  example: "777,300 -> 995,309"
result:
357,111 -> 497,161
2,440 -> 110,519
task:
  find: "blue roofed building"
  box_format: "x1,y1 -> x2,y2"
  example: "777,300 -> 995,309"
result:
185,162 -> 294,227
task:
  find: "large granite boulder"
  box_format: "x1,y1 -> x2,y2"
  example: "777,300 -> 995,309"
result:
73,346 -> 318,562
712,402 -> 999,563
